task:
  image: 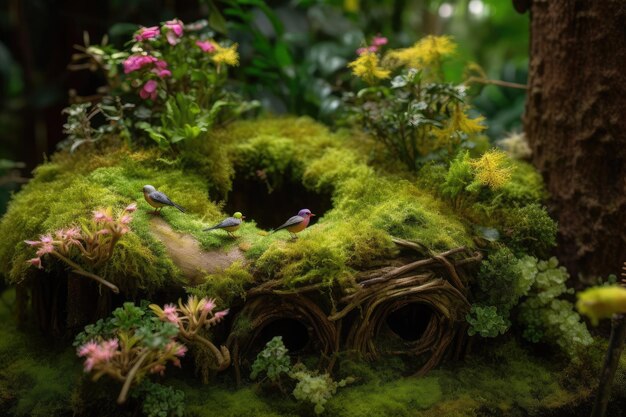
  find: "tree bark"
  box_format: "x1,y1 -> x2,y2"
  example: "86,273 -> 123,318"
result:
524,0 -> 626,278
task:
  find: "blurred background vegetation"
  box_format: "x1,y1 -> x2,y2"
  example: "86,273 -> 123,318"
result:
0,0 -> 527,213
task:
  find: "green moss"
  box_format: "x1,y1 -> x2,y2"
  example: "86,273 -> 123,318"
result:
0,289 -> 81,417
186,261 -> 254,306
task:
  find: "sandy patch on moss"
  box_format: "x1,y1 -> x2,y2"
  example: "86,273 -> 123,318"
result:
149,216 -> 245,285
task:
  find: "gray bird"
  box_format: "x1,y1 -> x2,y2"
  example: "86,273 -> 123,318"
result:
204,212 -> 245,237
142,185 -> 186,214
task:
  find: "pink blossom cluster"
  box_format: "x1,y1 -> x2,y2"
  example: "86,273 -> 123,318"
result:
25,202 -> 137,273
357,35 -> 388,55
77,338 -> 120,371
122,55 -> 171,100
134,19 -> 184,46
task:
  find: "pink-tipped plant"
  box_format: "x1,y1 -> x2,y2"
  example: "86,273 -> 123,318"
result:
24,202 -> 137,293
150,295 -> 231,371
75,302 -> 186,404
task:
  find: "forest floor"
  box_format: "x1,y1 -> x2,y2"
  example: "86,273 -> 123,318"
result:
2,288 -> 625,417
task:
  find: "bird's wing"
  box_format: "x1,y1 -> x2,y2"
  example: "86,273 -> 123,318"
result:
150,191 -> 175,206
275,215 -> 304,231
205,217 -> 240,230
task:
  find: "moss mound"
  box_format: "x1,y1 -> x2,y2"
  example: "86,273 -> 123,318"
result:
0,117 -> 474,295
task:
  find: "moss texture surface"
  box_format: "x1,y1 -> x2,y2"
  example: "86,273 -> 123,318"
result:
0,117 -> 474,295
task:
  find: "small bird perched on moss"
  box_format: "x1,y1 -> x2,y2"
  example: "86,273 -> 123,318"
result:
204,212 -> 245,238
142,185 -> 186,214
273,209 -> 315,239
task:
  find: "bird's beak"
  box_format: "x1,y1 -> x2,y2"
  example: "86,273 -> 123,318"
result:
242,216 -> 246,220
311,213 -> 316,216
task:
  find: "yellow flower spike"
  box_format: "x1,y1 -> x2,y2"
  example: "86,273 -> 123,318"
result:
384,35 -> 456,69
470,149 -> 512,189
212,43 -> 239,66
577,286 -> 626,326
347,51 -> 390,85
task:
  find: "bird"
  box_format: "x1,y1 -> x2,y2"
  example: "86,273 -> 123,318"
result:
273,209 -> 315,239
204,212 -> 245,238
142,185 -> 186,214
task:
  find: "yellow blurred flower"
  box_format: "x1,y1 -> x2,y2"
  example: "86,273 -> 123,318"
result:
385,35 -> 456,69
212,43 -> 239,66
344,0 -> 359,13
433,106 -> 486,145
470,149 -> 511,189
348,51 -> 391,85
577,286 -> 626,326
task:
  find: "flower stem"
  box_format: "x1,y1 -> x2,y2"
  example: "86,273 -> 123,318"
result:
117,351 -> 150,404
53,252 -> 119,293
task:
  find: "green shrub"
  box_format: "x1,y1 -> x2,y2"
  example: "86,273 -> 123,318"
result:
466,305 -> 509,337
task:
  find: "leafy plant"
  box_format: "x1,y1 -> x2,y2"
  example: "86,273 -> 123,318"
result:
74,302 -> 187,404
62,98 -> 133,152
345,35 -> 487,170
250,336 -> 291,383
131,380 -> 185,417
466,305 -> 509,338
517,256 -> 592,357
250,337 -> 353,414
68,18 -> 256,150
290,363 -> 354,415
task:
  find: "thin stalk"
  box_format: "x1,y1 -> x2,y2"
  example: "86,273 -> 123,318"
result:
53,252 -> 119,293
591,314 -> 626,417
117,351 -> 150,404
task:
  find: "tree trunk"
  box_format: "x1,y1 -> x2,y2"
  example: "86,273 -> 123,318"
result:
524,0 -> 626,278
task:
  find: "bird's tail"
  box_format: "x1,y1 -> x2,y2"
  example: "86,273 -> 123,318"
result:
172,203 -> 186,213
203,226 -> 217,232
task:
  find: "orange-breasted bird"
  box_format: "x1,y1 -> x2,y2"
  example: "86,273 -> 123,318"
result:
273,209 -> 315,239
142,185 -> 186,214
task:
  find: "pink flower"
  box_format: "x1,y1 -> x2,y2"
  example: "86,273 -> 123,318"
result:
372,35 -> 388,46
27,257 -> 42,269
139,80 -> 158,100
123,54 -> 157,74
24,240 -> 40,246
40,234 -> 53,244
196,40 -> 216,53
125,203 -> 137,213
202,298 -> 216,314
356,47 -> 368,56
96,228 -> 111,235
368,45 -> 378,52
163,19 -> 184,45
93,210 -> 112,223
175,344 -> 187,357
163,304 -> 179,324
214,309 -> 229,320
119,215 -> 132,225
135,26 -> 160,41
78,340 -> 98,357
36,243 -> 55,256
151,60 -> 171,78
64,227 -> 82,241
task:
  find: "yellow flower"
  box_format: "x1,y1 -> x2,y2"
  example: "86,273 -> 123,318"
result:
212,43 -> 239,66
577,286 -> 626,326
344,0 -> 359,13
347,52 -> 390,85
470,149 -> 511,189
384,35 -> 456,69
433,106 -> 486,146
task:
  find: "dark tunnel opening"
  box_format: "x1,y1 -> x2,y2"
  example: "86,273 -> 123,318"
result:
386,303 -> 433,342
255,318 -> 311,352
224,174 -> 333,230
